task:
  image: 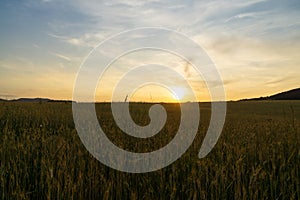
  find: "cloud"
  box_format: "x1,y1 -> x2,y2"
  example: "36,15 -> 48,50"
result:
225,12 -> 261,22
51,52 -> 71,61
48,31 -> 107,48
0,60 -> 14,70
266,77 -> 293,86
0,94 -> 17,100
45,0 -> 299,51
105,0 -> 161,7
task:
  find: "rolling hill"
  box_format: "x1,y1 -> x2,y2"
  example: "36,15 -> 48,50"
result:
241,88 -> 300,101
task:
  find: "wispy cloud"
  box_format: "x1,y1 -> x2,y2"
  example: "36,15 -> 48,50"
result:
48,31 -> 107,47
50,52 -> 71,61
225,12 -> 261,22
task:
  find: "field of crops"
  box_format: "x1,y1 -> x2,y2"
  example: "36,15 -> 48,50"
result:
0,101 -> 299,199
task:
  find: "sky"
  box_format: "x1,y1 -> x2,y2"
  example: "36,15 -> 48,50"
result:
0,0 -> 299,102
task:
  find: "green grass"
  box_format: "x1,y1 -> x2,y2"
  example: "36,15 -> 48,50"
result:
0,101 -> 299,199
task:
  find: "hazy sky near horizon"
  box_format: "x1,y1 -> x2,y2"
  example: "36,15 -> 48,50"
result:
0,0 -> 299,101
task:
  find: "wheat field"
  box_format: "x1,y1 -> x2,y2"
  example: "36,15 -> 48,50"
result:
0,101 -> 299,199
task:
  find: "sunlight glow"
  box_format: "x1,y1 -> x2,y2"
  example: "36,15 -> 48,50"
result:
171,86 -> 186,101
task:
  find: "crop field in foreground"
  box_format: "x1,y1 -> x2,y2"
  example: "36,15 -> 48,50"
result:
0,101 -> 299,199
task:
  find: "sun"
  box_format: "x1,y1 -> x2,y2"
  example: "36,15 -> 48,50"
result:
171,86 -> 186,101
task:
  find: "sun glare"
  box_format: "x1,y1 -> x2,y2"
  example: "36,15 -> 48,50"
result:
171,86 -> 186,101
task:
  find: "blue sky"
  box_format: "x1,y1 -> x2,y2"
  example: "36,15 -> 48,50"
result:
0,0 -> 299,101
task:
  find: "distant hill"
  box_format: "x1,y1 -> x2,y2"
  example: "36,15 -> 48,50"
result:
0,98 -> 72,103
268,88 -> 300,100
241,88 -> 300,101
12,98 -> 52,102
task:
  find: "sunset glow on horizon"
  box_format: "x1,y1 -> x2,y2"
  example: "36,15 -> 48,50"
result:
0,0 -> 299,102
